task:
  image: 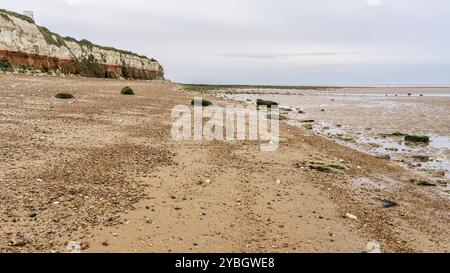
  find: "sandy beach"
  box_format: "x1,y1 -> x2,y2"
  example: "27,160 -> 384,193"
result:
0,74 -> 449,253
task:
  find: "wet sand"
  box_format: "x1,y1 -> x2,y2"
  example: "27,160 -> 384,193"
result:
223,88 -> 450,193
0,75 -> 449,253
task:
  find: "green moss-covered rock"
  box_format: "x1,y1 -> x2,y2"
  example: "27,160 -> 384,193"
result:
191,99 -> 213,107
121,86 -> 135,95
257,99 -> 278,108
405,135 -> 430,143
55,93 -> 74,99
411,179 -> 436,187
0,59 -> 12,72
385,147 -> 399,152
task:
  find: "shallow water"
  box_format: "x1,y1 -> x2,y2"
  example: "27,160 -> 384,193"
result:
221,88 -> 450,192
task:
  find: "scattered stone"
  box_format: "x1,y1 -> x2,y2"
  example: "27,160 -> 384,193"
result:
435,157 -> 444,163
366,241 -> 382,253
10,234 -> 28,247
66,241 -> 82,253
28,212 -> 37,218
344,213 -> 358,220
55,93 -> 74,99
374,198 -> 398,208
102,241 -> 109,247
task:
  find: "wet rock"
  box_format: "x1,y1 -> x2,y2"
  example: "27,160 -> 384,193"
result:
412,155 -> 430,162
405,135 -> 430,144
385,147 -> 399,152
381,132 -> 405,137
336,135 -> 354,141
309,162 -> 348,173
368,142 -> 382,148
411,179 -> 436,187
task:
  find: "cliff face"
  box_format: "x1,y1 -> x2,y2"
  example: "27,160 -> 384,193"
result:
0,9 -> 164,80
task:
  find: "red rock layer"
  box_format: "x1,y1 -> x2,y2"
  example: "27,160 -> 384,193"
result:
0,50 -> 163,80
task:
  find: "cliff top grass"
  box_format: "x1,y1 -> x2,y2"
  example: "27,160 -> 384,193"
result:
0,9 -> 34,23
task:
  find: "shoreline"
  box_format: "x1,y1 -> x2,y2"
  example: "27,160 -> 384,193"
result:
0,74 -> 448,253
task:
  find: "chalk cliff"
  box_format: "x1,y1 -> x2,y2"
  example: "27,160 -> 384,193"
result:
0,9 -> 164,80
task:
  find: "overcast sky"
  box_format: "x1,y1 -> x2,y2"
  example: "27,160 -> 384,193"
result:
2,0 -> 450,86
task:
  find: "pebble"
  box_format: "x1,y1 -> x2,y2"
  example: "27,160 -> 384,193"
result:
66,241 -> 82,253
344,213 -> 358,220
366,241 -> 382,253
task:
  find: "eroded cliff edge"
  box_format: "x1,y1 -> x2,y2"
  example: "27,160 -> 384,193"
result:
0,9 -> 164,80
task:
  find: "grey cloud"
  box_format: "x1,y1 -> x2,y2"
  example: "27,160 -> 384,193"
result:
1,0 -> 450,85
220,52 -> 363,59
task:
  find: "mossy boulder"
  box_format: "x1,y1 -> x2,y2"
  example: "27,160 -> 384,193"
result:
121,86 -> 135,95
55,93 -> 74,99
309,162 -> 348,173
257,99 -> 278,108
411,179 -> 436,187
405,135 -> 430,143
385,147 -> 399,152
191,99 -> 213,107
0,59 -> 13,72
412,155 -> 430,162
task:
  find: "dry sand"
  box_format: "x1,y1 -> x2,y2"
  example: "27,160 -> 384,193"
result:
0,74 -> 449,253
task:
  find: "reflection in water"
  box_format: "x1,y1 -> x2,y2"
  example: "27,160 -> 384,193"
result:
221,90 -> 450,194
